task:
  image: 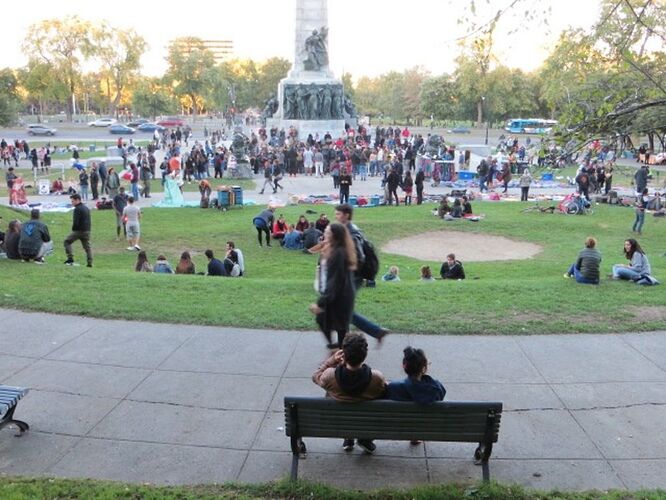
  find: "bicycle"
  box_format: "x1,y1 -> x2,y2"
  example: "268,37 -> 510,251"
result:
521,201 -> 556,214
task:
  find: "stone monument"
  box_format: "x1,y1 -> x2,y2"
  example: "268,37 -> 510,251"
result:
264,0 -> 356,140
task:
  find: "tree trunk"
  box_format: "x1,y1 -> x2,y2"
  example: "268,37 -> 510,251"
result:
476,100 -> 483,128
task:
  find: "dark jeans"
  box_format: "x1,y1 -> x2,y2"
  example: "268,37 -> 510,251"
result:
567,264 -> 599,284
521,186 -> 529,201
416,185 -> 423,204
64,231 -> 93,265
351,312 -> 383,339
340,188 -> 349,204
254,220 -> 271,246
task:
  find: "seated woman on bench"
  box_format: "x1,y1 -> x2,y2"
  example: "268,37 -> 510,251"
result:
386,346 -> 446,444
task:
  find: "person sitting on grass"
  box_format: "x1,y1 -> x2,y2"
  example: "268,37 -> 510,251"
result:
19,209 -> 52,263
312,332 -> 387,454
175,251 -> 196,274
134,251 -> 153,272
51,178 -> 64,195
564,237 -> 601,284
295,214 -> 309,232
225,241 -> 244,276
611,239 -> 659,285
461,195 -> 473,215
4,220 -> 22,260
382,265 -> 401,282
440,253 -> 465,280
153,254 -> 175,274
282,224 -> 304,250
272,214 -> 288,242
444,198 -> 463,220
437,197 -> 451,218
205,249 -> 226,276
420,265 -> 435,281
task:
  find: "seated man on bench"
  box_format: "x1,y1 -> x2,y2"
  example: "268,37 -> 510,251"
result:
312,333 -> 386,454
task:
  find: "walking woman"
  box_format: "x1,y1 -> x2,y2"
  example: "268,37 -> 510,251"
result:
309,223 -> 357,349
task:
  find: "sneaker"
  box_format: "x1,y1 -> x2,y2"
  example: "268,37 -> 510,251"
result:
64,259 -> 74,266
34,258 -> 45,265
356,439 -> 376,455
342,439 -> 355,451
127,247 -> 134,251
134,245 -> 141,251
563,273 -> 571,278
376,328 -> 390,346
86,263 -> 92,268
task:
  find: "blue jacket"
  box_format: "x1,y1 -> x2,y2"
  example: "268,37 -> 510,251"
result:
385,375 -> 446,404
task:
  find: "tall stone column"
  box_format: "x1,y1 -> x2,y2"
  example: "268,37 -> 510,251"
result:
290,0 -> 333,78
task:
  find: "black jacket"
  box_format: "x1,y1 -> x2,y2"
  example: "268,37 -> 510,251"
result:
72,203 -> 91,232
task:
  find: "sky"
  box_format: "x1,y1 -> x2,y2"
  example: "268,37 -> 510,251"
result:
0,0 -> 601,79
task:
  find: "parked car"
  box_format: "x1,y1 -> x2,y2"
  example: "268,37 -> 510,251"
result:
88,118 -> 118,127
26,124 -> 57,136
156,117 -> 185,127
137,122 -> 166,133
127,118 -> 149,127
448,127 -> 471,134
109,124 -> 136,135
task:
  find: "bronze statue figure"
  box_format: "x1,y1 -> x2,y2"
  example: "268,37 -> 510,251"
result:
303,27 -> 329,71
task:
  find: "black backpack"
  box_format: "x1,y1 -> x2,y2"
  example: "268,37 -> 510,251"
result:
359,237 -> 379,281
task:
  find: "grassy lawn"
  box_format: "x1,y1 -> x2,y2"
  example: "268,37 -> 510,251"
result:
0,477 -> 663,499
0,199 -> 664,335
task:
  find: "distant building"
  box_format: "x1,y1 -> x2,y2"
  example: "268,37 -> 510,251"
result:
171,39 -> 234,64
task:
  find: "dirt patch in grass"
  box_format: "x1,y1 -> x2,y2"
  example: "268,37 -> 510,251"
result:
382,230 -> 543,262
629,306 -> 666,322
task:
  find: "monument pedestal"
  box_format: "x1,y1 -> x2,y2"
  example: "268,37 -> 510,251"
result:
265,73 -> 348,140
262,0 -> 357,139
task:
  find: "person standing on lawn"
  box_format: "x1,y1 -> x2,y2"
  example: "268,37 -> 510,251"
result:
64,194 -> 93,267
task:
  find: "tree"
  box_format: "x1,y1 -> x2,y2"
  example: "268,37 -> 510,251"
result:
454,32 -> 495,126
132,79 -> 177,119
257,57 -> 290,104
92,26 -> 147,116
22,16 -> 94,119
376,71 -> 406,122
18,61 -> 69,117
543,1 -> 666,152
0,68 -> 19,126
419,75 -> 459,122
402,67 -> 429,125
341,72 -> 355,100
354,76 -> 381,118
165,37 -> 216,116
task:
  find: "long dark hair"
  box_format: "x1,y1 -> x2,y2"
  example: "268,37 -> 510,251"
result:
325,223 -> 357,271
135,251 -> 149,271
624,238 -> 644,259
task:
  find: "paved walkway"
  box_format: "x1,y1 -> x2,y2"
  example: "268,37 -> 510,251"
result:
0,308 -> 664,490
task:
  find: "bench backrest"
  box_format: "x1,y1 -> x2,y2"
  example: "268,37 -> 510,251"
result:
284,397 -> 502,443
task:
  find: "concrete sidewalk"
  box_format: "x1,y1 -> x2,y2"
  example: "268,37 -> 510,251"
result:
0,308 -> 664,491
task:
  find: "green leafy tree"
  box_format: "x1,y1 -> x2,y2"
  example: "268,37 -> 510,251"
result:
132,79 -> 177,119
402,67 -> 429,125
341,72 -> 355,100
92,26 -> 147,116
376,71 -> 405,122
22,16 -> 94,119
257,57 -> 290,104
165,37 -> 216,116
354,76 -> 381,118
419,75 -> 460,122
18,61 -> 69,117
0,68 -> 19,126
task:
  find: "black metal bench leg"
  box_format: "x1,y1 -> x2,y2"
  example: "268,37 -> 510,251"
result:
290,452 -> 299,481
1,406 -> 29,436
482,461 -> 490,482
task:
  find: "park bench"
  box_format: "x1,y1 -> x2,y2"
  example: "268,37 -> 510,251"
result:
0,385 -> 30,435
284,397 -> 502,482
